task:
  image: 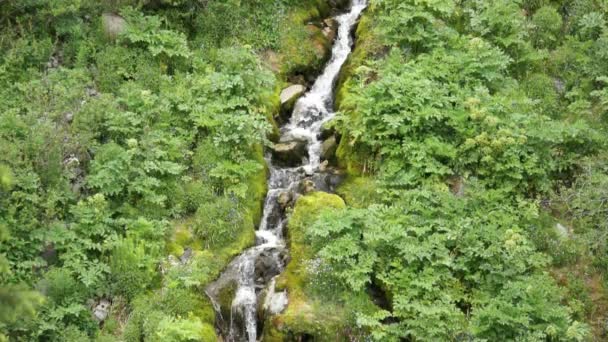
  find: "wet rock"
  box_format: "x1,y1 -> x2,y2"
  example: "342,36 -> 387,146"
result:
279,85 -> 306,123
277,191 -> 293,210
322,18 -> 338,41
271,140 -> 308,167
255,250 -> 283,284
102,13 -> 126,40
320,135 -> 338,163
319,120 -> 337,140
328,0 -> 350,10
92,298 -> 111,322
300,179 -> 316,194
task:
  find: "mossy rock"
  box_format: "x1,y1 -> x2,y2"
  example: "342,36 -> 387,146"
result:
201,323 -> 217,341
217,281 -> 238,321
336,176 -> 380,208
264,192 -> 349,340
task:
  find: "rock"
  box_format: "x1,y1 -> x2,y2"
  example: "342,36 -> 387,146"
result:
320,135 -> 338,162
271,140 -> 308,167
92,299 -> 111,322
102,13 -> 127,40
179,247 -> 193,264
328,0 -> 350,10
277,191 -> 293,210
255,250 -> 283,284
448,176 -> 465,198
280,85 -> 306,105
553,78 -> 566,94
64,112 -> 74,124
300,179 -> 316,194
279,85 -> 306,123
322,18 -> 338,41
319,120 -> 337,140
323,18 -> 337,29
319,160 -> 329,172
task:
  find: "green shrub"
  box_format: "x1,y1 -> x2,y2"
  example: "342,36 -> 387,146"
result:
109,238 -> 158,300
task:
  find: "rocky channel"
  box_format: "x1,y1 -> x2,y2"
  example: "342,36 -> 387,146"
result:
204,1 -> 368,341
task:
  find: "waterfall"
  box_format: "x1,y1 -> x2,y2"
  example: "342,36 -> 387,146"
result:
205,1 -> 367,340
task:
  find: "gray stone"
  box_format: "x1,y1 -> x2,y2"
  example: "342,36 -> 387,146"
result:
280,85 -> 306,105
180,247 -> 193,264
277,191 -> 292,210
320,135 -> 338,162
92,299 -> 111,322
271,140 -> 308,167
102,13 -> 127,40
279,85 -> 306,123
300,179 -> 316,194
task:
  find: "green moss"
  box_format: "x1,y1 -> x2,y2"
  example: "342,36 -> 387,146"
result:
334,14 -> 379,109
336,176 -> 380,208
200,323 -> 217,341
245,143 -> 269,226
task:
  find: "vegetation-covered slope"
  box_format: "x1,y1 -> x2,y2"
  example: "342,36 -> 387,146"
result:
0,0 -> 341,340
2,0 -> 608,341
282,0 -> 608,340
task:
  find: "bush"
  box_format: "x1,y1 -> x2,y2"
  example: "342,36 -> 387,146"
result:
192,195 -> 250,249
109,238 -> 158,300
531,6 -> 563,49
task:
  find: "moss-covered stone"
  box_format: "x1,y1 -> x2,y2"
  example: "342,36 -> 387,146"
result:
263,192 -> 352,340
336,176 -> 380,208
200,323 -> 217,341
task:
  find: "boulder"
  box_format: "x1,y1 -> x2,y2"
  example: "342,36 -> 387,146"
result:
300,179 -> 316,194
322,18 -> 338,41
277,191 -> 293,210
320,135 -> 338,163
179,247 -> 193,264
319,120 -> 337,140
271,140 -> 308,167
102,13 -> 127,40
92,299 -> 111,322
255,250 -> 283,284
328,0 -> 350,10
279,85 -> 306,123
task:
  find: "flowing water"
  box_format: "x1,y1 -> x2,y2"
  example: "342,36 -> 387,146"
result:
205,1 -> 367,340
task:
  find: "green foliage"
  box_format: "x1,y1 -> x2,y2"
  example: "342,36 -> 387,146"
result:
193,194 -> 250,249
152,315 -> 211,342
331,0 -> 608,339
109,237 -> 159,300
531,5 -> 563,49
308,187 -> 584,340
120,8 -> 191,60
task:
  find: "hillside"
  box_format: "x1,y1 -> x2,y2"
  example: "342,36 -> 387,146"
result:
1,0 -> 608,341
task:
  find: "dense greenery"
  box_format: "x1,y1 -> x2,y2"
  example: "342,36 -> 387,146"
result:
2,0 -> 608,341
0,0 -> 336,340
300,0 -> 608,340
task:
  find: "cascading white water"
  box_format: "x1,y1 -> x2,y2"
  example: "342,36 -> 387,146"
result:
205,1 -> 367,340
